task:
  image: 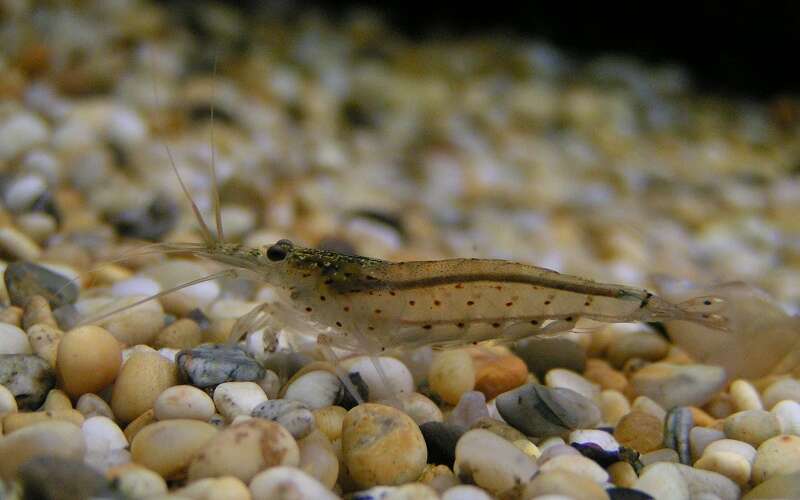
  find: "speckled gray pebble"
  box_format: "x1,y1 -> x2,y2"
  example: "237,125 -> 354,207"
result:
18,456 -> 116,500
4,261 -> 78,308
513,337 -> 587,378
495,383 -> 601,437
664,407 -> 694,464
447,391 -> 489,428
420,421 -> 466,467
176,344 -> 265,388
0,354 -> 55,409
251,399 -> 315,439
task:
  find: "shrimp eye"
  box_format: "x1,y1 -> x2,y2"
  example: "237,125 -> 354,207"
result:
266,244 -> 288,261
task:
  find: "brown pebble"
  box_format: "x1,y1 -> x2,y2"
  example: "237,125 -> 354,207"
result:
614,410 -> 665,453
112,352 -> 177,424
689,406 -> 718,427
153,319 -> 202,349
57,326 -> 122,398
22,295 -> 57,329
3,409 -> 85,433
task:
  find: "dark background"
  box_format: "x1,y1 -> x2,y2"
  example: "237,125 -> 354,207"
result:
222,1 -> 799,100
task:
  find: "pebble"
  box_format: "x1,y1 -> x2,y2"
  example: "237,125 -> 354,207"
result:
343,355 -> 414,401
608,461 -> 638,488
154,385 -> 216,421
0,306 -> 23,327
82,295 -> 164,346
130,419 -> 218,479
154,319 -> 202,350
26,323 -> 62,367
188,419 -> 299,483
313,405 -> 347,441
694,451 -> 751,485
249,466 -> 339,500
545,368 -> 600,402
111,351 -> 178,424
0,383 -> 18,416
513,337 -> 587,378
472,350 -> 528,400
176,477 -> 251,500
688,406 -> 717,428
108,196 -> 178,242
298,431 -> 339,488
17,456 -> 113,500
690,427 -> 726,461
110,276 -> 161,298
600,389 -> 631,426
771,400 -> 800,435
3,409 -> 85,433
495,383 -> 601,437
453,429 -> 537,495
540,453 -> 610,483
122,409 -> 156,443
143,260 -> 220,315
762,378 -> 800,410
631,396 -> 666,423
664,406 -> 694,464
614,410 -> 664,453
177,344 -> 265,389
607,330 -> 669,368
420,421 -> 466,467
0,112 -> 48,160
537,443 -> 580,465
0,353 -> 55,409
633,462 -> 690,500
630,363 -> 726,409
441,484 -> 493,500
22,294 -> 57,329
723,410 -> 782,447
522,470 -> 609,500
606,487 -> 654,500
213,381 -> 268,421
752,434 -> 800,483
0,421 -> 85,479
743,471 -> 800,499
447,390 -> 489,428
252,399 -> 315,439
429,349 -> 476,405
284,370 -> 344,409
730,379 -> 763,411
704,438 -> 757,464
76,393 -> 114,419
0,227 -> 40,260
639,448 -> 679,466
569,429 -> 620,452
342,403 -> 427,488
385,392 -> 443,425
41,388 -> 71,410
82,415 -> 128,455
56,326 -> 121,398
107,463 -> 168,498
3,261 -> 77,308
584,359 -> 628,392
678,463 -> 740,500
419,464 -> 459,493
471,416 -> 528,444
0,323 -> 32,354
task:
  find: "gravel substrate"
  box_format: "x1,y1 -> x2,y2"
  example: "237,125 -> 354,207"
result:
1,1 -> 800,499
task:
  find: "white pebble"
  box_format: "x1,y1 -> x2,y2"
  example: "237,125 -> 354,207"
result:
155,385 -> 216,421
454,429 -> 538,495
284,370 -> 341,409
442,485 -> 494,500
568,429 -> 620,452
4,173 -> 47,212
76,393 -> 114,419
763,379 -> 800,410
640,448 -> 680,466
539,454 -> 609,483
544,368 -> 600,402
704,439 -> 757,465
249,465 -> 338,500
0,112 -> 49,161
213,382 -> 268,421
0,323 -> 31,354
82,416 -> 128,454
771,400 -> 800,435
343,356 -> 415,401
111,276 -> 161,298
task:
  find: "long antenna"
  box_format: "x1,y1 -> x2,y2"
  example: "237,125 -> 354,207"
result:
209,53 -> 224,242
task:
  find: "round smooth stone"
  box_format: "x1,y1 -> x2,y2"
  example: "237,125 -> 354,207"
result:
495,383 -> 601,437
537,444 -> 580,466
107,463 -> 168,498
342,356 -> 414,402
752,434 -> 800,484
176,344 -> 265,389
249,466 -> 339,500
76,393 -> 114,419
606,330 -> 669,369
569,429 -> 620,452
677,463 -> 740,500
16,456 -> 112,500
0,353 -> 55,409
153,319 -> 202,350
0,421 -> 85,479
704,439 -> 757,465
633,463 -> 689,500
471,417 -> 527,444
771,400 -> 800,435
342,403 -> 427,488
472,350 -> 528,400
2,408 -> 85,434
313,405 -> 347,441
130,419 -> 218,479
176,477 -> 251,500
447,390 -> 489,428
41,389 -> 71,411
522,470 -> 609,500
743,472 -> 800,500
251,399 -> 315,439
284,370 -> 342,410
26,323 -> 62,368
453,429 -> 537,495
188,419 -> 299,483
614,410 -> 664,453
513,336 -> 587,379
79,295 -> 164,346
123,409 -> 156,443
608,461 -> 638,488
640,448 -> 679,467
383,392 -> 442,425
600,389 -> 631,426
539,454 -> 609,483
0,323 -> 31,354
111,351 -> 178,424
213,382 -> 268,422
630,363 -> 726,410
429,350 -> 476,405
82,416 -> 128,454
545,368 -> 600,403
154,385 -> 215,421
298,431 -> 339,489
730,379 -> 763,411
723,410 -> 782,447
762,379 -> 800,410
56,326 -> 121,398
694,451 -> 751,486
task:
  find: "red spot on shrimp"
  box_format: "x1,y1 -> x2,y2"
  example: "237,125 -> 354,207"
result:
422,325 -> 432,330
434,300 -> 441,306
305,307 -> 312,312
374,309 -> 382,314
492,322 -> 501,328
409,300 -> 416,306
505,302 -> 513,307
466,300 -> 475,306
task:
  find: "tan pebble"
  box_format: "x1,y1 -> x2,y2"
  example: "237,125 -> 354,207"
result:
608,460 -> 637,488
57,325 -> 122,398
91,264 -> 134,286
752,434 -> 800,484
539,454 -> 609,483
76,393 -> 114,419
631,396 -> 666,423
472,350 -> 528,400
695,451 -> 751,486
3,409 -> 84,433
522,470 -> 609,500
730,379 -> 763,411
176,477 -> 250,500
471,416 -> 527,443
600,389 -> 630,426
188,419 -> 299,483
0,306 -> 23,327
106,463 -> 168,498
0,421 -> 84,479
633,462 -> 689,499
418,464 -> 458,493
41,388 -> 72,411
0,226 -> 41,260
112,351 -> 177,424
154,385 -> 215,421
342,403 -> 427,488
614,410 -> 664,453
584,359 -> 628,392
662,345 -> 694,364
387,392 -> 443,425
131,419 -> 218,480
22,295 -> 57,329
705,438 -> 757,464
205,318 -> 235,344
0,384 -> 17,416
26,323 -> 62,367
689,406 -> 718,427
313,405 -> 347,441
429,349 -> 476,405
762,378 -> 800,410
153,319 -> 202,350
298,430 -> 339,489
723,410 -> 781,447
212,381 -> 267,421
90,295 -> 164,346
123,409 -> 156,443
607,330 -> 669,369
705,391 -> 736,419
